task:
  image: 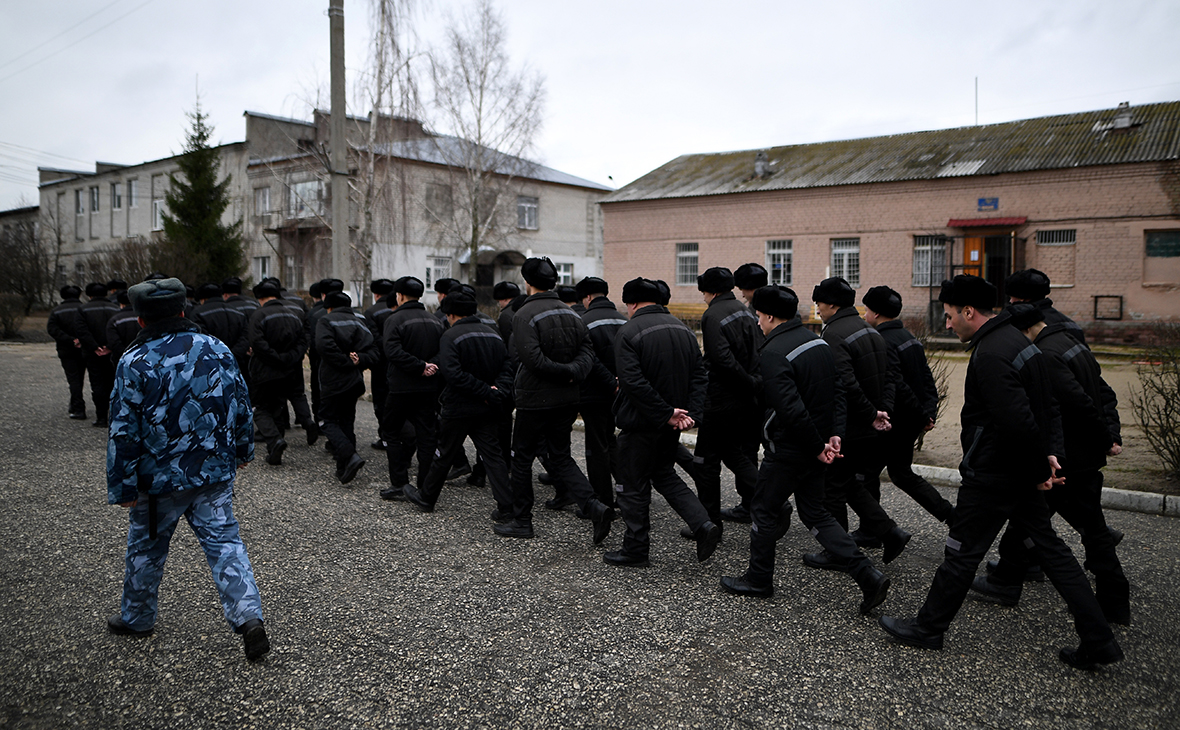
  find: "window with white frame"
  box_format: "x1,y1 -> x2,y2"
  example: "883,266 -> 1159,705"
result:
89,186 -> 99,212
288,178 -> 323,218
284,254 -> 303,290
556,262 -> 573,285
767,239 -> 792,285
254,187 -> 271,216
127,179 -> 138,208
75,190 -> 84,215
517,196 -> 539,230
425,257 -> 451,288
676,242 -> 699,285
252,256 -> 271,283
111,183 -> 122,210
152,199 -> 166,231
830,238 -> 860,287
1036,229 -> 1077,246
912,235 -> 948,287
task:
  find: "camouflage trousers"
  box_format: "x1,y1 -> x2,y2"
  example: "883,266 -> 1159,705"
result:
121,480 -> 263,632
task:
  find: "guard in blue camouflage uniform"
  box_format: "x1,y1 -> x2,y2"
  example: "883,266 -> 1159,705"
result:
106,277 -> 269,662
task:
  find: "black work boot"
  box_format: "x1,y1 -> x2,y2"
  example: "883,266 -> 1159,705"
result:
853,564 -> 890,615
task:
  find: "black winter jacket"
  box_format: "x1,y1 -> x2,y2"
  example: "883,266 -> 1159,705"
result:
248,299 -> 308,384
613,304 -> 707,432
382,301 -> 446,394
105,309 -> 142,362
47,298 -> 84,355
959,311 -> 1063,484
821,307 -> 896,440
875,320 -> 939,428
580,296 -> 627,402
224,294 -> 259,319
364,297 -> 396,381
437,315 -> 515,419
759,316 -> 846,460
701,291 -> 762,411
316,306 -> 379,397
498,294 -> 528,343
1032,324 -> 1119,471
74,298 -> 121,353
190,300 -> 250,365
511,292 -> 594,410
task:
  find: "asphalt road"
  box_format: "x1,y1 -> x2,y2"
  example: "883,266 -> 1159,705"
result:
1,342 -> 1177,729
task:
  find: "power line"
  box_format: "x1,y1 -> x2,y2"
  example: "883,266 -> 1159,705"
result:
0,142 -> 93,166
0,0 -> 127,73
0,0 -> 157,85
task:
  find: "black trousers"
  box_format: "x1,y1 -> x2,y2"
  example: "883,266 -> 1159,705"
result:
321,383 -> 363,466
747,452 -> 874,586
916,477 -> 1114,647
253,372 -> 314,448
83,352 -> 114,421
992,469 -> 1129,622
382,390 -> 438,489
862,423 -> 955,523
825,435 -> 897,537
508,405 -> 595,524
616,428 -> 710,559
580,399 -> 619,505
693,407 -> 760,522
58,350 -> 87,415
370,362 -> 389,436
421,412 -> 510,508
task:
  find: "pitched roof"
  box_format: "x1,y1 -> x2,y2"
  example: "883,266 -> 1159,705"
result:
603,101 -> 1180,203
369,136 -> 613,191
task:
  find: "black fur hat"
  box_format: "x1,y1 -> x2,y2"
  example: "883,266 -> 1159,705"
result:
1005,268 -> 1051,301
221,277 -> 243,294
697,267 -> 735,293
733,263 -> 768,290
322,278 -> 345,294
811,277 -> 856,308
621,277 -> 663,305
85,282 -> 108,298
324,291 -> 352,309
440,290 -> 477,316
521,257 -> 559,291
196,283 -> 222,301
60,285 -> 81,300
434,277 -> 460,295
556,285 -> 580,304
309,281 -> 323,298
938,275 -> 997,310
1006,302 -> 1045,330
575,277 -> 608,298
752,285 -> 799,320
106,278 -> 128,291
862,285 -> 902,319
394,276 -> 425,298
370,278 -> 395,296
252,281 -> 280,299
492,281 -> 521,300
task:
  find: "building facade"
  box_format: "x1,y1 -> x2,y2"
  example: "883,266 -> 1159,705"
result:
601,102 -> 1180,341
37,110 -> 610,304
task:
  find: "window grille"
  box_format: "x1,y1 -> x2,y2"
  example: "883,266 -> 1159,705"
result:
912,236 -> 948,287
1036,229 -> 1076,246
676,242 -> 699,285
767,239 -> 792,285
831,238 -> 860,287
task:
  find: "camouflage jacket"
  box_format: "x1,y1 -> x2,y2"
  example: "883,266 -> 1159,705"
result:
107,318 -> 254,504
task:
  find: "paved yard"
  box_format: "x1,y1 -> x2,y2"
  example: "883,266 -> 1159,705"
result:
1,342 -> 1176,729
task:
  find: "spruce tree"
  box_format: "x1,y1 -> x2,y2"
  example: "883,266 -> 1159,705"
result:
160,101 -> 244,284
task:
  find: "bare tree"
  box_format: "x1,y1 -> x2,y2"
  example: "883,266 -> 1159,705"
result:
426,0 -> 545,283
0,204 -> 50,314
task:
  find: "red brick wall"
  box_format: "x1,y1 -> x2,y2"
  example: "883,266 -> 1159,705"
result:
602,162 -> 1180,340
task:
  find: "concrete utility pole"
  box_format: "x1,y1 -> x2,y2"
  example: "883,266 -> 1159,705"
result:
329,0 -> 349,287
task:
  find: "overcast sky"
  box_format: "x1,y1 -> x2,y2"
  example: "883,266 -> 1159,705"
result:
2,0 -> 1178,211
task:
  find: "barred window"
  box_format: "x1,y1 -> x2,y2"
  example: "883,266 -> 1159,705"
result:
767,239 -> 792,286
1036,229 -> 1077,246
912,236 -> 948,287
831,238 -> 860,287
425,257 -> 451,288
676,242 -> 699,285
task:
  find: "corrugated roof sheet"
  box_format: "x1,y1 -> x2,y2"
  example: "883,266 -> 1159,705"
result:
603,102 -> 1180,203
368,136 -> 613,191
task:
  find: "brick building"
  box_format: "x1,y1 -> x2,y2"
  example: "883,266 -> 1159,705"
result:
601,102 -> 1180,341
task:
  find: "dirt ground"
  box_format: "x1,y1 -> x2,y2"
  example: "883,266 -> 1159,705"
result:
917,351 -> 1177,495
10,312 -> 1176,495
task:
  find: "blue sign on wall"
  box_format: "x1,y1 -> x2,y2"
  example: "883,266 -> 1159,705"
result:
978,197 -> 999,211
